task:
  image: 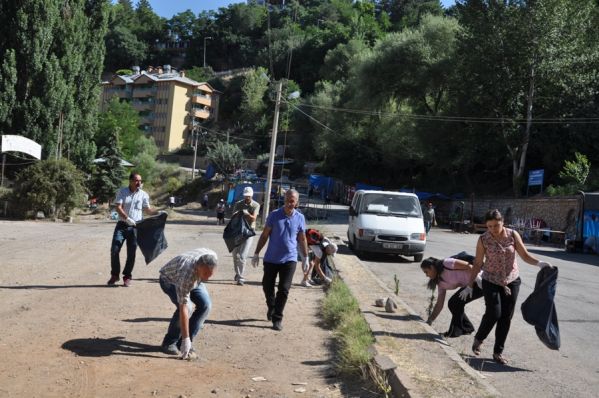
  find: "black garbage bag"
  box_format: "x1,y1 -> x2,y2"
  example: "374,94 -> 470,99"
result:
521,266 -> 560,350
223,211 -> 256,253
136,212 -> 168,264
450,251 -> 475,264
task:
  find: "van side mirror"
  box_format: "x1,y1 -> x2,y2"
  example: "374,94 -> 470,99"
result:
349,207 -> 356,216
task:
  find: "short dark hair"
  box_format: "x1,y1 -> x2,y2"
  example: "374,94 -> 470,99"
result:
129,172 -> 141,180
484,209 -> 503,222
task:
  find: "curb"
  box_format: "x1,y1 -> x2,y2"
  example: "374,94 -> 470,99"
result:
331,252 -> 500,398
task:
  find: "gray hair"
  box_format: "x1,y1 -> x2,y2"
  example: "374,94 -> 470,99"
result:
286,188 -> 299,198
176,248 -> 218,270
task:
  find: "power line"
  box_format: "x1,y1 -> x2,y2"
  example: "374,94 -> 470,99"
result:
294,103 -> 599,124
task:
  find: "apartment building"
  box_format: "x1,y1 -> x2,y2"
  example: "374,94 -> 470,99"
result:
101,65 -> 219,152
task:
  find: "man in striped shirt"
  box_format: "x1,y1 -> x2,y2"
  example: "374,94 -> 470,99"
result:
159,248 -> 218,359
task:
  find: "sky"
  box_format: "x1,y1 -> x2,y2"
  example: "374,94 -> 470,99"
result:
135,0 -> 456,19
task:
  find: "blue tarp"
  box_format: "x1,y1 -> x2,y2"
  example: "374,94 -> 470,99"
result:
399,189 -> 452,201
228,182 -> 264,204
355,182 -> 383,191
310,174 -> 335,198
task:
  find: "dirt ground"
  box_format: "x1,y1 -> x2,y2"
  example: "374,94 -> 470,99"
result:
0,208 -> 380,398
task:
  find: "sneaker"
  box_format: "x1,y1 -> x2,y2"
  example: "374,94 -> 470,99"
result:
107,275 -> 119,285
300,280 -> 312,287
123,277 -> 132,287
237,280 -> 245,286
162,343 -> 180,355
324,276 -> 333,284
272,321 -> 283,331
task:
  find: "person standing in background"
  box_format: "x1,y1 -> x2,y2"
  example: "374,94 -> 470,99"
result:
232,187 -> 260,286
423,202 -> 436,235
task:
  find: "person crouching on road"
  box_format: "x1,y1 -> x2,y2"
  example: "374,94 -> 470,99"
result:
232,187 -> 260,286
251,189 -> 309,331
159,248 -> 218,359
421,257 -> 483,338
108,172 -> 158,287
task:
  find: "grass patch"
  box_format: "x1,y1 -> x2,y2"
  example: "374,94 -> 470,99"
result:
322,279 -> 375,376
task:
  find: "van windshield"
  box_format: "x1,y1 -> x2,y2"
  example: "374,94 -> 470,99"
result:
359,194 -> 422,217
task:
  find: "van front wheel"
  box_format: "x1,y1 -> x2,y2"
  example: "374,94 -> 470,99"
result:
413,254 -> 423,262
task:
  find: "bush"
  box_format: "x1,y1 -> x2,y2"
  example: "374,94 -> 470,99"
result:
11,159 -> 87,219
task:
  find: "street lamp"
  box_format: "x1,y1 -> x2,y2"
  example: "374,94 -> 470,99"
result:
261,81 -> 300,226
203,37 -> 213,68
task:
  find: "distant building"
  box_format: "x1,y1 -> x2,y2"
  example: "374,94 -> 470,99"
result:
100,65 -> 219,152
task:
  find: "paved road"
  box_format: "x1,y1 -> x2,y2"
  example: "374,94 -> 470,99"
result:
353,228 -> 599,398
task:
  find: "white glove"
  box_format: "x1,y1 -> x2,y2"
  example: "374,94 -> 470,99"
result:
458,286 -> 473,301
537,261 -> 551,269
125,217 -> 136,226
180,337 -> 192,359
302,257 -> 310,274
243,209 -> 250,216
251,253 -> 260,268
474,273 -> 483,289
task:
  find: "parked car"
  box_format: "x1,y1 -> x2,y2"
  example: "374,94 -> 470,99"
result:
347,190 -> 426,262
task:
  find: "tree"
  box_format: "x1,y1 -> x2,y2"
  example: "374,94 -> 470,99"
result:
0,1 -> 109,169
455,0 -> 599,196
206,141 -> 244,177
12,159 -> 87,219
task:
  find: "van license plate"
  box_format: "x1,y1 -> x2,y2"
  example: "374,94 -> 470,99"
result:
383,243 -> 402,249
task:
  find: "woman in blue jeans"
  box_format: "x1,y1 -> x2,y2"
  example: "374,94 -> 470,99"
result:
158,248 -> 218,359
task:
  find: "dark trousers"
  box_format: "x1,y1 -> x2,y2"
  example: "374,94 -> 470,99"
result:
262,261 -> 297,322
110,222 -> 137,278
475,277 -> 521,354
445,284 -> 484,337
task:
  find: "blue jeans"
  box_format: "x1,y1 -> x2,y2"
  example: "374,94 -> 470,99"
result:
159,276 -> 212,347
110,222 -> 137,278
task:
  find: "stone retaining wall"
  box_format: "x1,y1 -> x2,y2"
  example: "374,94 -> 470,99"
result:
436,196 -> 580,238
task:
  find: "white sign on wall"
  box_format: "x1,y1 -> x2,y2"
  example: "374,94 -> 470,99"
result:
1,135 -> 42,159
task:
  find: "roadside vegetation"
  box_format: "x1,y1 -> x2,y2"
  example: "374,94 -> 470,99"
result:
322,278 -> 391,395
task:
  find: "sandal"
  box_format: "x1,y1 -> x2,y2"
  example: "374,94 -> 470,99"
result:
472,339 -> 483,356
493,353 -> 508,365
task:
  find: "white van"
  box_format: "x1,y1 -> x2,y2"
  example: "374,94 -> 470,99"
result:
347,190 -> 426,262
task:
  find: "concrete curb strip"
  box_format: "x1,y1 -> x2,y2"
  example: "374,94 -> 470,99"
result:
332,252 -> 500,398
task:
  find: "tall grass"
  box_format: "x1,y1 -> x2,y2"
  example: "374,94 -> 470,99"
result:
322,279 -> 375,377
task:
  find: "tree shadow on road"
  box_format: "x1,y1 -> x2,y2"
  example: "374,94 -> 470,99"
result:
62,336 -> 163,358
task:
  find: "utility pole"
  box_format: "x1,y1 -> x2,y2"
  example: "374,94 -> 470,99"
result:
191,128 -> 199,179
262,80 -> 283,226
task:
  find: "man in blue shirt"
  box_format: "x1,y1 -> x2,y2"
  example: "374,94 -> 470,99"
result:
252,189 -> 309,331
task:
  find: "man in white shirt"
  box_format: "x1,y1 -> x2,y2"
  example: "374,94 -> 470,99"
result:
107,172 -> 158,287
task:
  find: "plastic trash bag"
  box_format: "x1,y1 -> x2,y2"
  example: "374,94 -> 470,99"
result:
223,211 -> 256,253
521,266 -> 560,350
136,212 -> 168,264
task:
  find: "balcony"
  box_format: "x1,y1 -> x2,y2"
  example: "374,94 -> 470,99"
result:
132,99 -> 154,111
191,108 -> 210,119
191,94 -> 212,106
132,87 -> 157,98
